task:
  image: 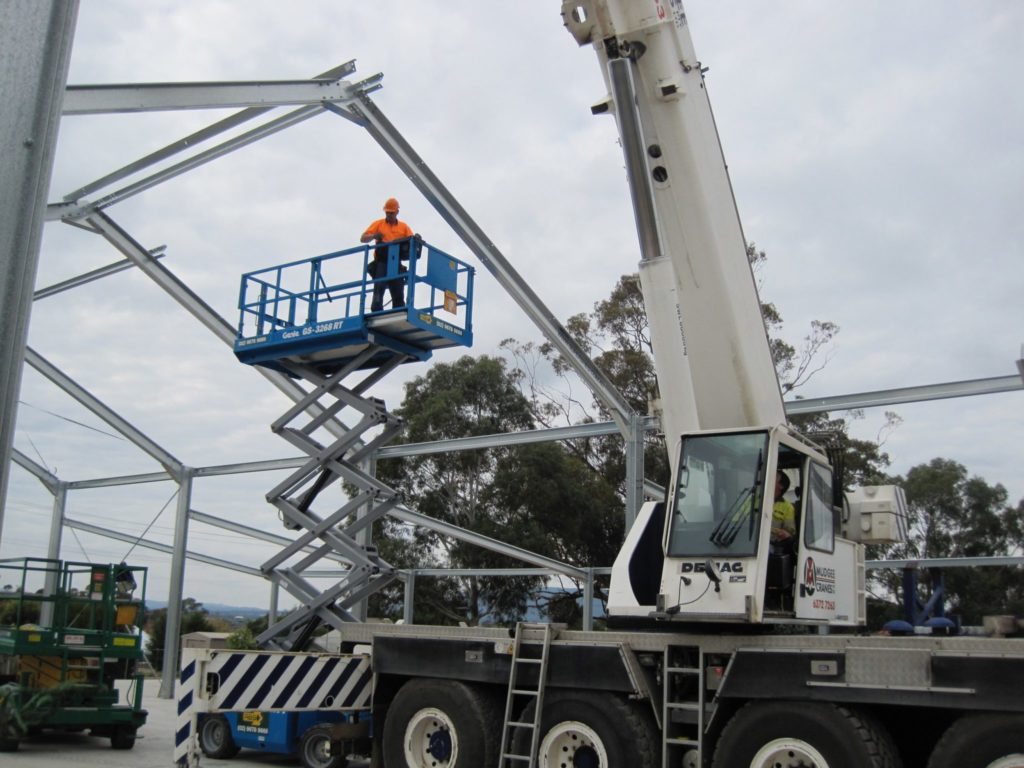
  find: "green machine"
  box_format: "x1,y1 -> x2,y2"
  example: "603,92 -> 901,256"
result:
0,558 -> 149,751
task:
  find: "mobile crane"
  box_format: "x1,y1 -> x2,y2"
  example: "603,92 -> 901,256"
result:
176,2 -> 1024,767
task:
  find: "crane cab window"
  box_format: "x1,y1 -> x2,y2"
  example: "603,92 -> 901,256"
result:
667,432 -> 768,558
804,462 -> 836,553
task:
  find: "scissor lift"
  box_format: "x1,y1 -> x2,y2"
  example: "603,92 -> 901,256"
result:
0,558 -> 148,751
234,238 -> 474,649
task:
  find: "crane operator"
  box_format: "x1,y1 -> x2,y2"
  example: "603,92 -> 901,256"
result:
771,470 -> 796,553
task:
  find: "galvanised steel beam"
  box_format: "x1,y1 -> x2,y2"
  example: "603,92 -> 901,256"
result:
400,567 -> 612,578
0,0 -> 79,543
62,77 -> 380,115
390,505 -> 586,580
33,250 -> 165,300
64,516 -> 261,577
867,556 -> 1024,570
67,471 -> 173,490
379,417 -> 656,458
53,104 -> 329,220
188,508 -> 352,567
194,457 -> 306,476
63,63 -> 358,201
784,375 -> 1023,416
52,71 -> 379,221
11,447 -> 60,493
25,346 -> 184,477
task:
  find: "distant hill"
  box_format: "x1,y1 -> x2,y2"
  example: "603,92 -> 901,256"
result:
145,600 -> 267,620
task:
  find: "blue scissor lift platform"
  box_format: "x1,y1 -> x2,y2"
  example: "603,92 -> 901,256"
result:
235,237 -> 474,376
232,238 -> 474,649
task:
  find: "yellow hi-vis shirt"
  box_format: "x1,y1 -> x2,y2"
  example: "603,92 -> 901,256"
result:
772,499 -> 796,538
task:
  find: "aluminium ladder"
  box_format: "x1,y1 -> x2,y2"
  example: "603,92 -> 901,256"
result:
498,622 -> 554,768
662,645 -> 706,768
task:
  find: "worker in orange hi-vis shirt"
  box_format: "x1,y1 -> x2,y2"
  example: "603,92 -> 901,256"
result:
360,197 -> 415,312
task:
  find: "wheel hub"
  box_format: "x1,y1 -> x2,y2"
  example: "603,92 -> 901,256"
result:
428,728 -> 452,760
573,745 -> 600,768
539,720 -> 608,768
404,707 -> 458,766
749,737 -> 829,767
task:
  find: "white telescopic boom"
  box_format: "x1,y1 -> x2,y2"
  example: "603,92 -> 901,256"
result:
563,0 -> 786,431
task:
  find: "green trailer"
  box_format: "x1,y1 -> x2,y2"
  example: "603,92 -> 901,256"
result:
0,558 -> 149,751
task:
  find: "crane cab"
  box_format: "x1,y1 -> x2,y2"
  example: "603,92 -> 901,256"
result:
608,424 -> 904,629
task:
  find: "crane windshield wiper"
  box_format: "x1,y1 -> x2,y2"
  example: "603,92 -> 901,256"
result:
709,450 -> 764,548
709,487 -> 753,547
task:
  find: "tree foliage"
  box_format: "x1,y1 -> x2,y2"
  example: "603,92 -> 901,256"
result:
370,356 -> 623,627
501,273 -> 668,492
872,459 -> 1024,624
144,597 -> 213,672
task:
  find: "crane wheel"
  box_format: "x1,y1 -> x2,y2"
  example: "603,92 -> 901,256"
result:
512,690 -> 658,768
381,679 -> 501,767
926,713 -> 1024,768
711,701 -> 901,768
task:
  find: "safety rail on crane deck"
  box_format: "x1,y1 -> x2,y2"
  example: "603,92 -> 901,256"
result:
233,237 -> 474,374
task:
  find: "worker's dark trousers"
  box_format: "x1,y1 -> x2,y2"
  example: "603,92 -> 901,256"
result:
369,260 -> 407,312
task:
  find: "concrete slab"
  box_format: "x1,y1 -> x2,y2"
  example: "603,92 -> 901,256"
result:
5,679 -> 369,768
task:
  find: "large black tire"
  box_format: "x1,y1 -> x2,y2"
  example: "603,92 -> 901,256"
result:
300,722 -> 348,768
199,714 -> 241,759
110,724 -> 137,750
711,700 -> 901,768
927,713 -> 1024,768
511,690 -> 659,768
381,678 -> 501,768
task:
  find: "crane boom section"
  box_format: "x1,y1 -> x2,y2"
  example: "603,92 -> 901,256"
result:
564,0 -> 786,430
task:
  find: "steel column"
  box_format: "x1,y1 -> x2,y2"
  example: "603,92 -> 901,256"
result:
46,481 -> 67,561
403,571 -> 416,625
582,567 -> 595,631
624,411 -> 646,528
0,0 -> 79,541
159,467 -> 193,699
269,581 -> 279,627
40,481 -> 67,625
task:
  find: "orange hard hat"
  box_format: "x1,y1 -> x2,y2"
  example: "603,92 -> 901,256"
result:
383,197 -> 400,213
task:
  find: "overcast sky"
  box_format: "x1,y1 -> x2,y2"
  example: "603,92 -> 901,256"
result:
4,1 -> 1022,609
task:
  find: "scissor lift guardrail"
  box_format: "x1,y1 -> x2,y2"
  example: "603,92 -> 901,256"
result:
0,558 -> 148,751
233,239 -> 474,649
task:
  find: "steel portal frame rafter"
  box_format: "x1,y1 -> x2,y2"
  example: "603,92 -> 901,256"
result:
62,77 -> 382,115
